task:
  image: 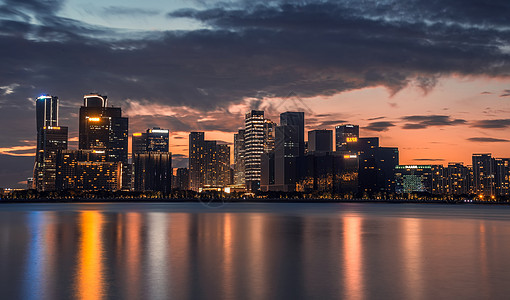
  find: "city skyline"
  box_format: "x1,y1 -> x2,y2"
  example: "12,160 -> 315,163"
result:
1,0 -> 510,188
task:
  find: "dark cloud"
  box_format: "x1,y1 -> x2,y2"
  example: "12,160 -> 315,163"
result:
402,115 -> 466,129
317,120 -> 348,127
481,91 -> 492,94
467,137 -> 510,143
364,121 -> 395,132
100,6 -> 160,17
367,116 -> 385,121
500,89 -> 510,97
471,119 -> 510,129
414,158 -> 445,162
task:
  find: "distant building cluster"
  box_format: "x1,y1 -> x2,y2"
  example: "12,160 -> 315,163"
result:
29,95 -> 510,198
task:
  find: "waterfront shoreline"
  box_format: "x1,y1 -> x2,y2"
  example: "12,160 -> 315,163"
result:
1,198 -> 508,205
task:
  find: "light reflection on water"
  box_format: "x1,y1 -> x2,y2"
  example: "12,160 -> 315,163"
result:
1,203 -> 510,299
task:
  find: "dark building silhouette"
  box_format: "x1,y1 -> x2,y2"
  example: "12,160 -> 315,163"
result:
134,152 -> 172,193
357,137 -> 399,195
132,127 -> 171,193
174,168 -> 190,190
308,130 -> 333,154
297,152 -> 359,195
262,112 -> 305,192
132,132 -> 148,155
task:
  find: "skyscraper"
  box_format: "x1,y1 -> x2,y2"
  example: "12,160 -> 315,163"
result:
132,132 -> 148,155
189,132 -> 230,190
233,129 -> 246,185
79,93 -> 129,189
34,95 -> 68,191
472,153 -> 495,196
446,163 -> 470,195
244,110 -> 265,191
189,132 -> 205,191
36,95 -> 58,132
308,130 -> 333,154
134,152 -> 172,193
132,127 -> 172,193
274,112 -> 305,192
147,128 -> 170,152
335,124 -> 359,151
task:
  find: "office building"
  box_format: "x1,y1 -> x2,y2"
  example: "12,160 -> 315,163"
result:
244,110 -> 265,191
263,112 -> 305,192
297,152 -> 359,195
395,165 -> 433,193
134,152 -> 172,193
472,154 -> 495,196
189,132 -> 205,191
174,168 -> 190,190
34,95 -> 68,191
189,132 -> 231,191
308,130 -> 333,154
132,132 -> 148,155
233,129 -> 246,185
494,158 -> 510,196
146,128 -> 169,152
335,124 -> 359,151
79,93 -> 129,189
446,163 -> 470,195
56,149 -> 121,191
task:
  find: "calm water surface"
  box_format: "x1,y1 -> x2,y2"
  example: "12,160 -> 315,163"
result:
1,202 -> 510,300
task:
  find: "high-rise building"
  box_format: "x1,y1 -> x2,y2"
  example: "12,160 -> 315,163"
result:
174,168 -> 190,190
308,130 -> 333,154
472,153 -> 495,196
34,95 -> 68,191
446,163 -> 470,195
79,93 -> 129,189
134,152 -> 172,193
263,119 -> 276,153
233,129 -> 246,185
273,112 -> 305,192
244,110 -> 265,191
494,158 -> 510,196
132,127 -> 171,193
132,132 -> 148,155
335,124 -> 359,151
189,132 -> 205,191
56,149 -> 121,191
297,152 -> 359,195
35,126 -> 68,191
189,132 -> 231,191
356,137 -> 398,195
431,165 -> 446,195
147,128 -> 169,152
203,140 -> 231,187
36,95 -> 58,132
395,165 -> 433,193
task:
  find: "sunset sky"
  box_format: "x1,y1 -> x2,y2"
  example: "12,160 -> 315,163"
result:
0,0 -> 509,187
